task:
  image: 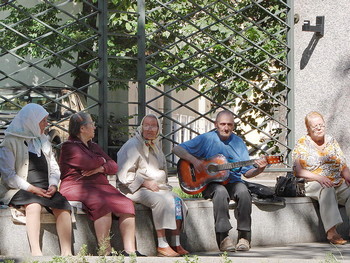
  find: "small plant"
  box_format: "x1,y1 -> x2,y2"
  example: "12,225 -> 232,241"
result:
73,244 -> 89,263
221,252 -> 232,263
101,249 -> 126,263
172,187 -> 203,199
129,252 -> 137,263
48,256 -> 68,263
175,254 -> 200,263
97,235 -> 112,256
321,252 -> 341,263
94,256 -> 109,263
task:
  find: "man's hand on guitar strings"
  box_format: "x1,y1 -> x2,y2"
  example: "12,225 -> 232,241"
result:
192,158 -> 206,173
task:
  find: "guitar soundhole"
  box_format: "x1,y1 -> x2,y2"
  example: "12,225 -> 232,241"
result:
190,163 -> 196,182
207,164 -> 218,173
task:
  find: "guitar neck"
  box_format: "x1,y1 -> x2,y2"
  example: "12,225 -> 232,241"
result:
218,159 -> 257,171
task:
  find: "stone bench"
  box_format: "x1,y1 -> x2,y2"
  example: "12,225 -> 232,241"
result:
0,197 -> 348,256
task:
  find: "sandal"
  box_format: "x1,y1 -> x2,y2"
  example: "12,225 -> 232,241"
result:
171,245 -> 189,255
328,235 -> 347,245
157,246 -> 180,257
235,238 -> 250,251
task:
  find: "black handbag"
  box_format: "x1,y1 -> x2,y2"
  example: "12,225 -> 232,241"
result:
243,180 -> 285,205
275,172 -> 305,197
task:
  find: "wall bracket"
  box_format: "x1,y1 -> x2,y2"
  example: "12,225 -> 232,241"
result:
302,16 -> 325,36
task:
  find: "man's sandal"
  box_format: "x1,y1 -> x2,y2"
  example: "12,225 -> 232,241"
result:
235,238 -> 250,251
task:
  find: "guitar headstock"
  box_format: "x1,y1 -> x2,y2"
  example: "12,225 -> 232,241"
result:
265,155 -> 283,164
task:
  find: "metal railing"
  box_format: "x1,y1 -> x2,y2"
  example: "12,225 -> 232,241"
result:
0,0 -> 294,171
137,0 -> 294,170
0,0 -> 104,153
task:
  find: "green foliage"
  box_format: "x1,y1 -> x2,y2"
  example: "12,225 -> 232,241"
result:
175,254 -> 200,263
108,112 -> 136,146
172,186 -> 203,199
94,254 -> 124,263
0,1 -> 97,68
47,256 -> 69,263
128,252 -> 137,263
321,252 -> 342,263
0,0 -> 289,154
74,244 -> 89,263
109,0 -> 288,154
221,251 -> 233,263
97,235 -> 112,257
107,1 -> 138,90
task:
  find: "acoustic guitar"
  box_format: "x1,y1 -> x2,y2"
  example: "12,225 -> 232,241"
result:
177,154 -> 283,195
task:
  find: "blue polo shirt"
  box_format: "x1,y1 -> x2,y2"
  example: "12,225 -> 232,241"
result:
179,131 -> 254,183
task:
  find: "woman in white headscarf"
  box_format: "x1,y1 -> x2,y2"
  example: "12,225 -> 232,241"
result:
117,114 -> 188,257
0,103 -> 72,256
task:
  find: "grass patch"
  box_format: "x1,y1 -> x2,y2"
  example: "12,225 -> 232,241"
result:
172,187 -> 203,199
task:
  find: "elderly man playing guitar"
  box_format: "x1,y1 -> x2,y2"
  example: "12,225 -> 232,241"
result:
173,110 -> 268,252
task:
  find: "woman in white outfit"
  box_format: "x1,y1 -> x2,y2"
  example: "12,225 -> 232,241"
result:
117,114 -> 188,257
0,103 -> 72,256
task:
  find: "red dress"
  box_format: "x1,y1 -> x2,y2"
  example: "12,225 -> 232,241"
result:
59,136 -> 135,221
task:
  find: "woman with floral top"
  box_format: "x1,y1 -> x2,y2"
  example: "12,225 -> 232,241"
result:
292,111 -> 350,245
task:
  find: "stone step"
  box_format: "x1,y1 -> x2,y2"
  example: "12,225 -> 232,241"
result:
0,197 -> 348,256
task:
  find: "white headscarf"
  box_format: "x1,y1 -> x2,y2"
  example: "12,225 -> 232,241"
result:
5,103 -> 50,156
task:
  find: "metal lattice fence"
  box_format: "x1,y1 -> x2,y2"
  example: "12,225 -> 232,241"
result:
136,0 -> 294,170
0,0 -> 294,171
0,0 -> 106,154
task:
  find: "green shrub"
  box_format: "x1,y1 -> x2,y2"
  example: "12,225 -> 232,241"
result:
172,187 -> 203,199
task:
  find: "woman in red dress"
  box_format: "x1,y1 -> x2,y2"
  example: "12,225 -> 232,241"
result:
59,112 -> 141,256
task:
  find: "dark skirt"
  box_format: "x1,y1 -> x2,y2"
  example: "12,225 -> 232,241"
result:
10,151 -> 71,211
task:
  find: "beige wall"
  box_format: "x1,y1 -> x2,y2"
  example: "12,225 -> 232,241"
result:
294,1 -> 350,156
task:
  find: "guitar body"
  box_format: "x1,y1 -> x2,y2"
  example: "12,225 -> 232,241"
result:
177,154 -> 230,195
177,154 -> 283,195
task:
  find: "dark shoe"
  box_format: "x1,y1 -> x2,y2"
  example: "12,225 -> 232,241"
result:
134,251 -> 147,257
157,246 -> 180,257
235,238 -> 250,251
171,245 -> 189,255
219,236 -> 235,252
120,250 -> 147,256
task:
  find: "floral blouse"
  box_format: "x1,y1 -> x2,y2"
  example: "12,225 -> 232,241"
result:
292,134 -> 346,186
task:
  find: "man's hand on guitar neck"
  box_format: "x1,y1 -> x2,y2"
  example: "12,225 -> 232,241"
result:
244,156 -> 268,178
142,180 -> 160,192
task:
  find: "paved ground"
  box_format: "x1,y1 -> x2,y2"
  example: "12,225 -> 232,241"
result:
1,242 -> 349,263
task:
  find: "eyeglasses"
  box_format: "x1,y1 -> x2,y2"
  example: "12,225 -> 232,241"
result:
142,125 -> 158,131
310,124 -> 325,131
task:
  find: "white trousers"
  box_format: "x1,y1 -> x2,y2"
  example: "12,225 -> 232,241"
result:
126,188 -> 187,230
305,181 -> 350,233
